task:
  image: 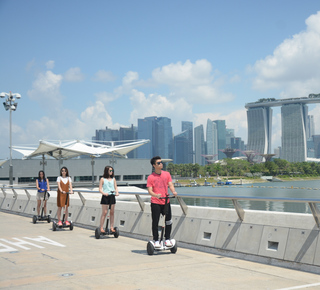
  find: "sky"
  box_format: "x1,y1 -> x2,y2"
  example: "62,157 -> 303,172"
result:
0,0 -> 320,160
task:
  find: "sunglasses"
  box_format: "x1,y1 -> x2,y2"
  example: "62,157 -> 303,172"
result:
109,170 -> 113,172
156,161 -> 163,165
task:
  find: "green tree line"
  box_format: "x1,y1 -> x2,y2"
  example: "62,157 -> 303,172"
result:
166,159 -> 320,178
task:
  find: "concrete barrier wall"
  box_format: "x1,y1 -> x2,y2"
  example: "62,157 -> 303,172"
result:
1,188 -> 319,274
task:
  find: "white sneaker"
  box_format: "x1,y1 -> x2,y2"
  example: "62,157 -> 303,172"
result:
165,240 -> 173,247
154,241 -> 161,248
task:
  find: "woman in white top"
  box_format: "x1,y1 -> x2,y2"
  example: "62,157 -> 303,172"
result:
99,166 -> 119,233
56,167 -> 73,226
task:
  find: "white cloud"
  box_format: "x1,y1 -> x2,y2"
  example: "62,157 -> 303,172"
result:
80,101 -> 114,130
46,60 -> 55,70
251,11 -> 320,97
129,89 -> 192,132
95,91 -> 118,103
151,59 -> 234,104
93,70 -> 116,82
64,67 -> 85,82
27,70 -> 63,106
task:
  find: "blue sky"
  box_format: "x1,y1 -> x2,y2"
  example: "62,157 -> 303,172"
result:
0,0 -> 319,159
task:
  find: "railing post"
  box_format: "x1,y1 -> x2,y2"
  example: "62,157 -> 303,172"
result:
77,191 -> 86,206
232,199 -> 245,221
1,185 -> 7,198
308,202 -> 320,228
24,189 -> 31,200
176,196 -> 188,215
135,194 -> 145,211
12,188 -> 18,199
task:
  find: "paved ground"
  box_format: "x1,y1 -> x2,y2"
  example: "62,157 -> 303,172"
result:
0,212 -> 320,290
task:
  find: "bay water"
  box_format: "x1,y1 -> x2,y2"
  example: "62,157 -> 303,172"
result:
171,180 -> 320,214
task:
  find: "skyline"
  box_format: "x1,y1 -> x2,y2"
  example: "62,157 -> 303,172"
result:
1,1 -> 320,160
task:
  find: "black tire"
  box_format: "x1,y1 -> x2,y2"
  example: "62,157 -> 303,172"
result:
69,222 -> 73,231
114,227 -> 119,238
47,216 -> 51,223
170,242 -> 178,254
32,215 -> 37,224
147,241 -> 155,255
95,228 -> 101,239
52,222 -> 57,231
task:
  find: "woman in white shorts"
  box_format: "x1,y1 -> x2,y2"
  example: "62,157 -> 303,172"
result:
36,170 -> 50,217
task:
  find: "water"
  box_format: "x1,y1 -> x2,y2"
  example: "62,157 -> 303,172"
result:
171,180 -> 320,214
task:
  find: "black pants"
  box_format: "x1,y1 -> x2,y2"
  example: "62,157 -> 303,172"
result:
151,203 -> 172,241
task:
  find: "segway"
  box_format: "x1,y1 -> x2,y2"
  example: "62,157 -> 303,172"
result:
32,190 -> 51,224
147,195 -> 177,255
95,193 -> 119,239
52,192 -> 73,231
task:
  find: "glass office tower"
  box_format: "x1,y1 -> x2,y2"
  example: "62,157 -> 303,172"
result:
194,125 -> 205,165
182,121 -> 194,163
174,130 -> 189,164
206,119 -> 218,161
213,120 -> 226,160
281,104 -> 307,162
247,107 -> 272,161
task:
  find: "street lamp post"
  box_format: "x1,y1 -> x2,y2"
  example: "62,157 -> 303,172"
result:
1,91 -> 21,185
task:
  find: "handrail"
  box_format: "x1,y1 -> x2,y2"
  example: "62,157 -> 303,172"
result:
1,185 -> 320,228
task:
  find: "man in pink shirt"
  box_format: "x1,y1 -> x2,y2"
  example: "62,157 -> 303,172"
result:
147,156 -> 178,248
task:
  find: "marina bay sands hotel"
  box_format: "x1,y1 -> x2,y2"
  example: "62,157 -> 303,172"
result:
245,94 -> 319,162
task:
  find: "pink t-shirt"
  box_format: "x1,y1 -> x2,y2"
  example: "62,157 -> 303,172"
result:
147,171 -> 172,205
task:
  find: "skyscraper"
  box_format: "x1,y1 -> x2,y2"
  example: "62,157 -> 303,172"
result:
173,130 -> 189,164
137,117 -> 156,159
206,119 -> 218,161
155,117 -> 173,159
226,128 -> 235,148
213,120 -> 227,160
137,116 -> 173,159
281,104 -> 307,162
194,125 -> 205,165
182,121 -> 193,163
119,124 -> 137,158
307,115 -> 315,138
246,107 -> 272,161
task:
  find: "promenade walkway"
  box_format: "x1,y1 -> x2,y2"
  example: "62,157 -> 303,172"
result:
1,212 -> 320,289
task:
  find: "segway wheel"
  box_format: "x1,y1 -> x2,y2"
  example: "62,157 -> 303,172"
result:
147,241 -> 155,255
114,227 -> 119,238
95,228 -> 101,239
52,222 -> 57,231
32,215 -> 37,224
69,222 -> 73,231
47,216 -> 51,223
170,242 -> 178,254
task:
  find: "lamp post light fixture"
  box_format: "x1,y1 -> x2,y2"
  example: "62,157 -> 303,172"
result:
0,91 -> 21,185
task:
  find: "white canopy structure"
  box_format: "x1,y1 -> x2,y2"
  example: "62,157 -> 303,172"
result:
13,139 -> 150,186
0,160 -> 8,167
13,139 -> 149,160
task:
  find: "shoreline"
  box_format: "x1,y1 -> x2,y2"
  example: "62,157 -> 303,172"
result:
173,176 -> 320,186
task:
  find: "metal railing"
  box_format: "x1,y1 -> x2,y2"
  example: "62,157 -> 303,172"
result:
1,184 -> 320,228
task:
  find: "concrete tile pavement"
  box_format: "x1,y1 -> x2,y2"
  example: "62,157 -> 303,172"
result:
0,212 -> 319,290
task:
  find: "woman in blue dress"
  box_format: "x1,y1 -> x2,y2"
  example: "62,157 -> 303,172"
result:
36,170 -> 50,218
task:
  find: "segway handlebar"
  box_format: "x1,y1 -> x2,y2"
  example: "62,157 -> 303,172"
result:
159,195 -> 176,200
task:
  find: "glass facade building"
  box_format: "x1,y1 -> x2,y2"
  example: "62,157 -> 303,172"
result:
247,107 -> 272,161
206,119 -> 218,161
173,130 -> 189,164
194,125 -> 205,165
182,121 -> 194,164
281,104 -> 307,162
213,120 -> 226,160
137,116 -> 173,159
